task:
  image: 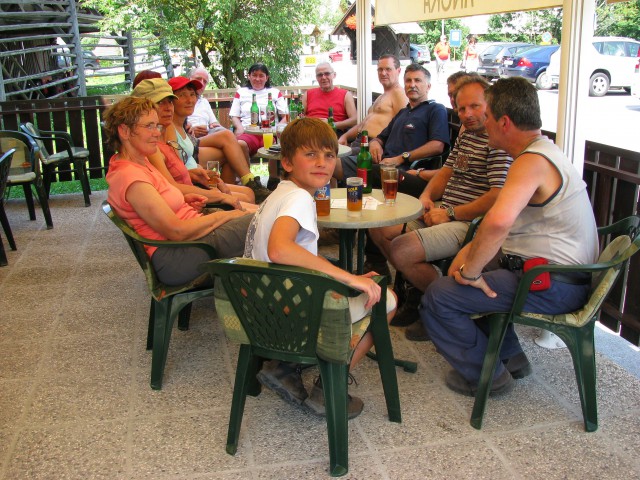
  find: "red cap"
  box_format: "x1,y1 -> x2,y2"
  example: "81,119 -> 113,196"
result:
168,76 -> 204,92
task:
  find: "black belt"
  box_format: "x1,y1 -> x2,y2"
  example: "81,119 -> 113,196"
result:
498,254 -> 591,285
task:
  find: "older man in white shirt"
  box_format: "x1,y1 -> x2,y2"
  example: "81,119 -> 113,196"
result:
187,67 -> 226,137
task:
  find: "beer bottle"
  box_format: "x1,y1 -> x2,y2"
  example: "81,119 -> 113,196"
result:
289,94 -> 298,121
356,130 -> 373,194
327,106 -> 336,132
266,92 -> 276,127
250,93 -> 259,127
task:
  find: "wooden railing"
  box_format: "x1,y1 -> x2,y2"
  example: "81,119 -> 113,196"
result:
0,93 -> 638,344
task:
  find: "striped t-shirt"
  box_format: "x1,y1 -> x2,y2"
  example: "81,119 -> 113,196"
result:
441,130 -> 512,208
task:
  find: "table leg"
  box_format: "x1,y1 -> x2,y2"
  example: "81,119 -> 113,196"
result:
356,229 -> 366,275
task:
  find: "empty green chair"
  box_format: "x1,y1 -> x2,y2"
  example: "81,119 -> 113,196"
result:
470,215 -> 640,432
20,122 -> 92,207
0,149 -> 16,266
200,258 -> 405,477
102,201 -> 216,389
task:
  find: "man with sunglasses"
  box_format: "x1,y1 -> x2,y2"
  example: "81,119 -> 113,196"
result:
301,62 -> 357,136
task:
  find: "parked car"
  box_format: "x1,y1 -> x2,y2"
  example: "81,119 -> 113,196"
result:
632,57 -> 639,100
82,51 -> 100,70
409,44 -> 431,64
548,37 -> 640,97
501,45 -> 560,89
328,47 -> 347,63
477,42 -> 534,80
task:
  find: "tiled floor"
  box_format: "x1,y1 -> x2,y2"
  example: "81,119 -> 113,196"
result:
1,190 -> 639,479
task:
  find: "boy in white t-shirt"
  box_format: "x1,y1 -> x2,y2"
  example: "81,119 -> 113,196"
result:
244,117 -> 397,418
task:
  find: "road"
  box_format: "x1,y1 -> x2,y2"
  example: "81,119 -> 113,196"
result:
312,58 -> 640,153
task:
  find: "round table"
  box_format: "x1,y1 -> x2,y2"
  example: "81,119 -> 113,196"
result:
256,143 -> 353,161
317,188 -> 423,274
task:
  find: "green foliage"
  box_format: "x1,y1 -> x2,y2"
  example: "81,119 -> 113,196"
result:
486,9 -> 562,44
83,0 -> 321,88
412,19 -> 468,58
596,0 -> 640,39
319,39 -> 336,53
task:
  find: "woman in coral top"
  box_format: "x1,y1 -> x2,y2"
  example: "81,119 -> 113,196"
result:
104,96 -> 253,285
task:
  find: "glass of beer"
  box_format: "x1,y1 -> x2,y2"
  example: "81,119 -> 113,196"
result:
314,183 -> 331,216
206,160 -> 220,186
346,177 -> 363,217
263,130 -> 274,150
381,166 -> 398,205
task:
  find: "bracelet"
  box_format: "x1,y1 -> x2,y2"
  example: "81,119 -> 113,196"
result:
459,264 -> 482,281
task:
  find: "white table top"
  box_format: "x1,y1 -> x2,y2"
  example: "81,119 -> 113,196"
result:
257,143 -> 352,160
317,188 -> 423,229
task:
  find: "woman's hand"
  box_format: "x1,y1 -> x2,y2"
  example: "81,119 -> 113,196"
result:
212,176 -> 231,194
221,193 -> 243,210
183,193 -> 208,212
189,168 -> 211,187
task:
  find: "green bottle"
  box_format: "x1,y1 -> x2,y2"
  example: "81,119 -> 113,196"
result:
327,106 -> 336,132
266,92 -> 276,127
356,130 -> 373,194
289,93 -> 298,121
250,93 -> 259,127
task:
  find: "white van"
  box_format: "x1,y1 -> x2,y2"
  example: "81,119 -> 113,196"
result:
547,36 -> 640,96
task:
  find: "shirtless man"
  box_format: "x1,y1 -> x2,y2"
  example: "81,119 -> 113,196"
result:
336,54 -> 407,162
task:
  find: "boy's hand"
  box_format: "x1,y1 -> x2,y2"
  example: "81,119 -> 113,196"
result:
350,274 -> 382,310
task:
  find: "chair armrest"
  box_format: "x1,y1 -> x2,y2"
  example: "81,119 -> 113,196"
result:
205,202 -> 234,211
33,129 -> 75,146
409,155 -> 444,171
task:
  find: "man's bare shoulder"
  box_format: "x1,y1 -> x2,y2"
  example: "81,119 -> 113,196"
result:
371,85 -> 408,115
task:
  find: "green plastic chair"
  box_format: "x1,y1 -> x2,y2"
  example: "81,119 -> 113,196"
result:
102,201 -> 217,389
470,215 -> 640,432
0,149 -> 16,266
20,122 -> 92,207
199,258 -> 404,477
0,130 -> 53,229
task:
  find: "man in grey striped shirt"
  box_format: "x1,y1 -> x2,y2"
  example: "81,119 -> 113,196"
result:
369,75 -> 513,339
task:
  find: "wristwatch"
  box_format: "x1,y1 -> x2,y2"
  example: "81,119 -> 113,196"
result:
446,205 -> 456,221
402,152 -> 411,161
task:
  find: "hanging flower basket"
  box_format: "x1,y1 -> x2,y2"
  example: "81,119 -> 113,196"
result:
345,15 -> 374,31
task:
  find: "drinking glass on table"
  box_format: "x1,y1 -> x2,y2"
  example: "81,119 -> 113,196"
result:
381,166 -> 399,205
346,177 -> 363,217
206,160 -> 220,186
263,129 -> 274,150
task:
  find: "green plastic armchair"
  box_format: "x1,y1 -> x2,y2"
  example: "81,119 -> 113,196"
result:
102,201 -> 217,389
470,215 -> 640,432
199,258 -> 403,477
0,149 -> 16,266
0,130 -> 53,229
20,122 -> 92,207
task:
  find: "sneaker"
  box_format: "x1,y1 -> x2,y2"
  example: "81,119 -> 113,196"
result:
445,368 -> 514,397
304,376 -> 364,420
256,360 -> 308,405
266,176 -> 281,191
503,352 -> 533,379
391,285 -> 422,327
245,177 -> 271,204
404,319 -> 431,342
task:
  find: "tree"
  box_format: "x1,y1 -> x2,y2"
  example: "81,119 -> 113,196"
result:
84,0 -> 321,88
412,18 -> 467,59
486,9 -> 562,44
596,0 -> 640,39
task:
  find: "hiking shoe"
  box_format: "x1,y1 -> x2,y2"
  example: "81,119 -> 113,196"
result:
256,360 -> 308,405
503,352 -> 533,379
445,368 -> 514,397
404,320 -> 431,342
391,285 -> 422,327
245,177 -> 271,204
266,176 -> 281,191
304,376 -> 364,420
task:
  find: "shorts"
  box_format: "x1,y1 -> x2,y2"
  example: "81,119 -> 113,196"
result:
411,220 -> 470,262
236,133 -> 263,155
348,289 -> 397,323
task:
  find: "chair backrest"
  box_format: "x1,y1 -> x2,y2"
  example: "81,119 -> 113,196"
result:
20,123 -> 50,159
0,149 -> 16,198
0,131 -> 39,172
201,258 -> 358,365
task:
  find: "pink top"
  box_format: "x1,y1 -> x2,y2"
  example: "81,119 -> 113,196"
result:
106,155 -> 201,256
157,142 -> 193,186
305,88 -> 348,122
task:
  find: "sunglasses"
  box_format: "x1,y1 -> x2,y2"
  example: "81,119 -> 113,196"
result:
166,140 -> 188,165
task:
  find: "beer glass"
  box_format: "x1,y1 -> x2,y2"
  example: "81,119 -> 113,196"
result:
381,166 -> 398,205
346,177 -> 363,217
206,160 -> 220,186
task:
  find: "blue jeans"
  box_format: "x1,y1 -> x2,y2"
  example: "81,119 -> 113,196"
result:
421,269 -> 590,383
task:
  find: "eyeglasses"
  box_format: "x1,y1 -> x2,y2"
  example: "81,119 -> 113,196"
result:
166,140 -> 189,165
316,72 -> 334,78
135,123 -> 163,132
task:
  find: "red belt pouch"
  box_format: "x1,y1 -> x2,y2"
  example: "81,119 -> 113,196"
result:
523,257 -> 551,291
